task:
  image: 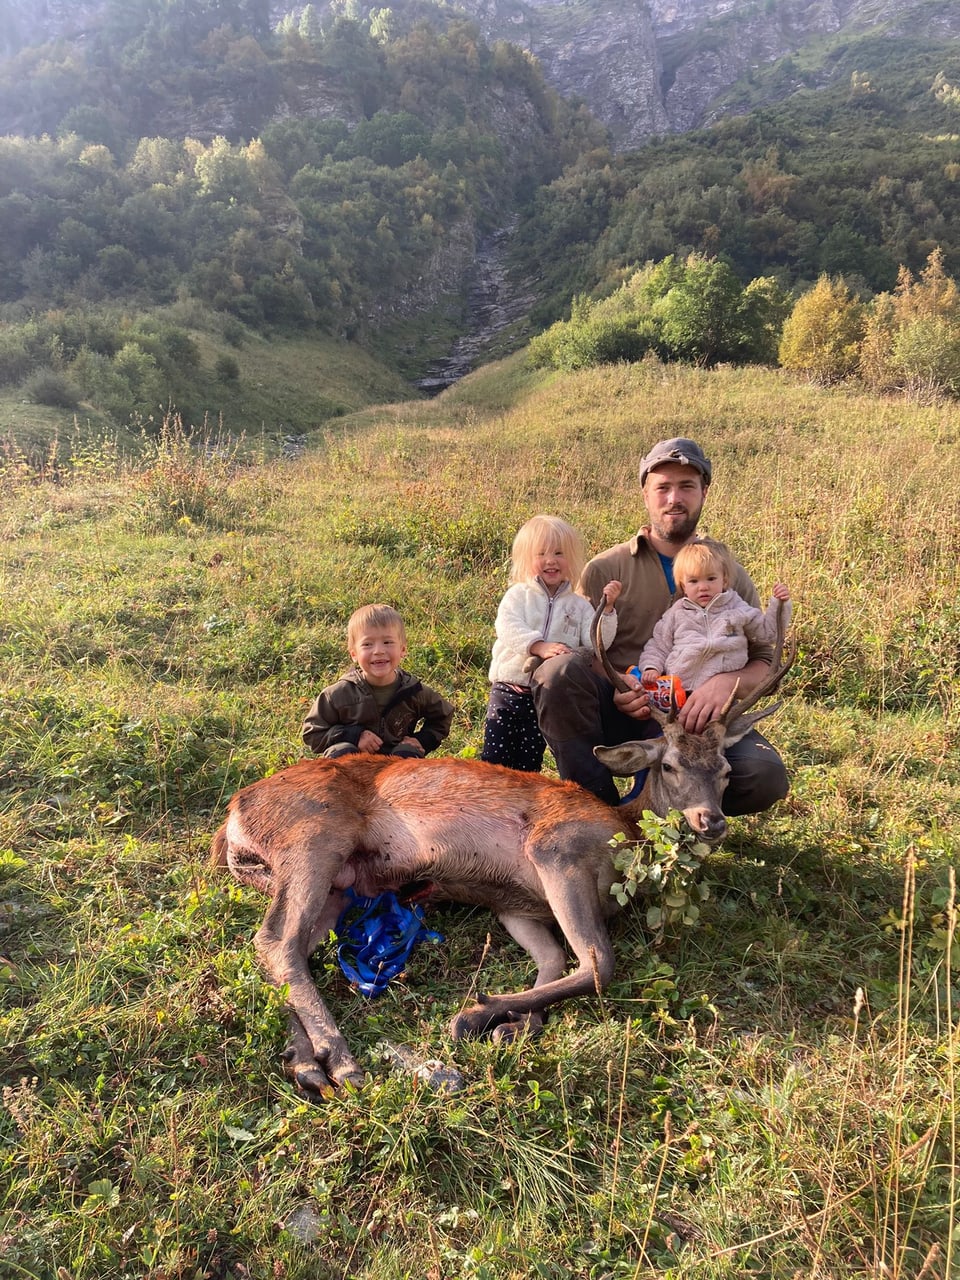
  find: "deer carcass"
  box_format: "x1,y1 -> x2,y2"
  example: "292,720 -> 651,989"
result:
210,606 -> 793,1097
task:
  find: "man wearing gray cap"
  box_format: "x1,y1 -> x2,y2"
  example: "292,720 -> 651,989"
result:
530,437 -> 788,812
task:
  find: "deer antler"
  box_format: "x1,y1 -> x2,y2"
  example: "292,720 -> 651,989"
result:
592,602 -> 678,726
717,597 -> 797,736
592,600 -> 632,694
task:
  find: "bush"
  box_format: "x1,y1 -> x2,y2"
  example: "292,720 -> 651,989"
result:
22,367 -> 82,409
528,315 -> 652,370
221,316 -> 246,347
0,331 -> 32,386
779,275 -> 865,383
215,354 -> 240,383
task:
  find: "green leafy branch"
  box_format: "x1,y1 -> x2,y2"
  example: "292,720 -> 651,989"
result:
609,809 -> 712,942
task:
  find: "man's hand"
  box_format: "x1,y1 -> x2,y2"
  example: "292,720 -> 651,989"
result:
677,659 -> 770,733
612,670 -> 652,721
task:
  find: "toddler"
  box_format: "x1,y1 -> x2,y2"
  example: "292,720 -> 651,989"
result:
481,514 -> 620,772
636,541 -> 791,697
302,604 -> 454,758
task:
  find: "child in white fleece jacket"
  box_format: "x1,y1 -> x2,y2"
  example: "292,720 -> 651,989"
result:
637,541 -> 791,695
481,514 -> 620,772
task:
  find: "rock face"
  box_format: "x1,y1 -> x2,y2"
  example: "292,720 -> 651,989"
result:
471,0 -> 669,149
6,0 -> 959,150
467,0 -> 960,147
415,219 -> 539,392
0,0 -> 103,54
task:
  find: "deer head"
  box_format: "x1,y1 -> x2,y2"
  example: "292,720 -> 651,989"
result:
590,598 -> 795,842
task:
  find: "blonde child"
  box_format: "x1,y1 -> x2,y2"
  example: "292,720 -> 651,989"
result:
636,541 -> 791,697
481,515 -> 621,772
302,604 -> 454,758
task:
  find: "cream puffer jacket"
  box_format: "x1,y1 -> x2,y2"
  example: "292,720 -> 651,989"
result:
636,590 -> 791,691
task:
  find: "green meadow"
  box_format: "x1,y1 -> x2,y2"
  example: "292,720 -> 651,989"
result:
0,357 -> 957,1279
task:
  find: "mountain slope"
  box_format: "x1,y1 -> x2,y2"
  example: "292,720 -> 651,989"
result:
4,0 -> 960,150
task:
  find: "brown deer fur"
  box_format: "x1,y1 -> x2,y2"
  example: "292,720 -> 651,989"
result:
210,605 -> 793,1097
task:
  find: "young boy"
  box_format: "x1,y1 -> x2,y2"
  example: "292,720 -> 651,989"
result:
635,541 -> 791,697
302,604 -> 454,758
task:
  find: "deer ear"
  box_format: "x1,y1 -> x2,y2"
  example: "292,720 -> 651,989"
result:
721,700 -> 781,747
594,740 -> 665,777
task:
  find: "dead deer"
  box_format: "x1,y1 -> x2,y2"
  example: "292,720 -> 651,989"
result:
210,604 -> 793,1097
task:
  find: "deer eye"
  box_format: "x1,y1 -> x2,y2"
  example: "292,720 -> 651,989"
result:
661,761 -> 674,773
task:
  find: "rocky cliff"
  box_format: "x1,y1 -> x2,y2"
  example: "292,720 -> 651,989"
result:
4,0 -> 958,150
464,0 -> 960,147
0,1 -> 103,55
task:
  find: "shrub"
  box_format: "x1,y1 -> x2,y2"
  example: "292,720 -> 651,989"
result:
892,316 -> 960,400
221,316 -> 246,347
0,330 -> 32,386
779,275 -> 865,383
70,342 -> 162,420
22,367 -> 82,409
134,324 -> 200,373
528,315 -> 652,370
215,353 -> 240,383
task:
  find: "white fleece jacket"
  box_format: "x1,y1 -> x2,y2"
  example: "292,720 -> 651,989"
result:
488,579 -> 618,686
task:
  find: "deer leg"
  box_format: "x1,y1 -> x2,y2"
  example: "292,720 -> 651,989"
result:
451,862 -> 614,1040
461,912 -> 569,1044
254,876 -> 363,1097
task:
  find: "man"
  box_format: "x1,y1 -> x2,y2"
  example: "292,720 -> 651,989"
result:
531,437 -> 789,813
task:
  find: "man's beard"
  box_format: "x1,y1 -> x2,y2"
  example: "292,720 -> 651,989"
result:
652,509 -> 699,544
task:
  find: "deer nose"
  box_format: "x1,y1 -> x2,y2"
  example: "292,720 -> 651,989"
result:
688,809 -> 727,843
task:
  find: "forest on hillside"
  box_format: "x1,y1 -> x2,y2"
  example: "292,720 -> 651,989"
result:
0,6 -> 597,335
2,0 -> 960,411
519,39 -> 960,323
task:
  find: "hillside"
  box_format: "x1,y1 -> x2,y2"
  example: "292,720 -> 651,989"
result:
5,0 -> 960,148
2,0 -> 960,431
0,361 -> 956,1277
519,36 -> 960,321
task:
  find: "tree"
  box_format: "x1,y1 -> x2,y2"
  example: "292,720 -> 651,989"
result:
345,112 -> 431,167
298,4 -> 323,47
739,275 -> 792,364
778,275 -> 865,383
658,257 -> 750,366
369,8 -> 395,45
859,249 -> 960,398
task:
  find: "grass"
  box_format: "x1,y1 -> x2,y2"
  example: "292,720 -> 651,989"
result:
0,304 -> 417,459
0,357 -> 957,1279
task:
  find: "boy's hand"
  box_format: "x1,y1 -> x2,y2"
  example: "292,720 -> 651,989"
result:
399,736 -> 424,756
357,730 -> 383,752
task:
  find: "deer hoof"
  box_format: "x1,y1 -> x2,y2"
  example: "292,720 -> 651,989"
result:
292,1066 -> 337,1101
450,1002 -> 523,1041
491,1013 -> 544,1043
282,1044 -> 365,1100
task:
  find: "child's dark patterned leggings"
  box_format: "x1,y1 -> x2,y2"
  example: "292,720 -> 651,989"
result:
480,682 -> 545,772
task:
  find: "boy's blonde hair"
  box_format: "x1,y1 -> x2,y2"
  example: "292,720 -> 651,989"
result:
510,514 -> 586,586
347,604 -> 406,649
673,540 -> 733,589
